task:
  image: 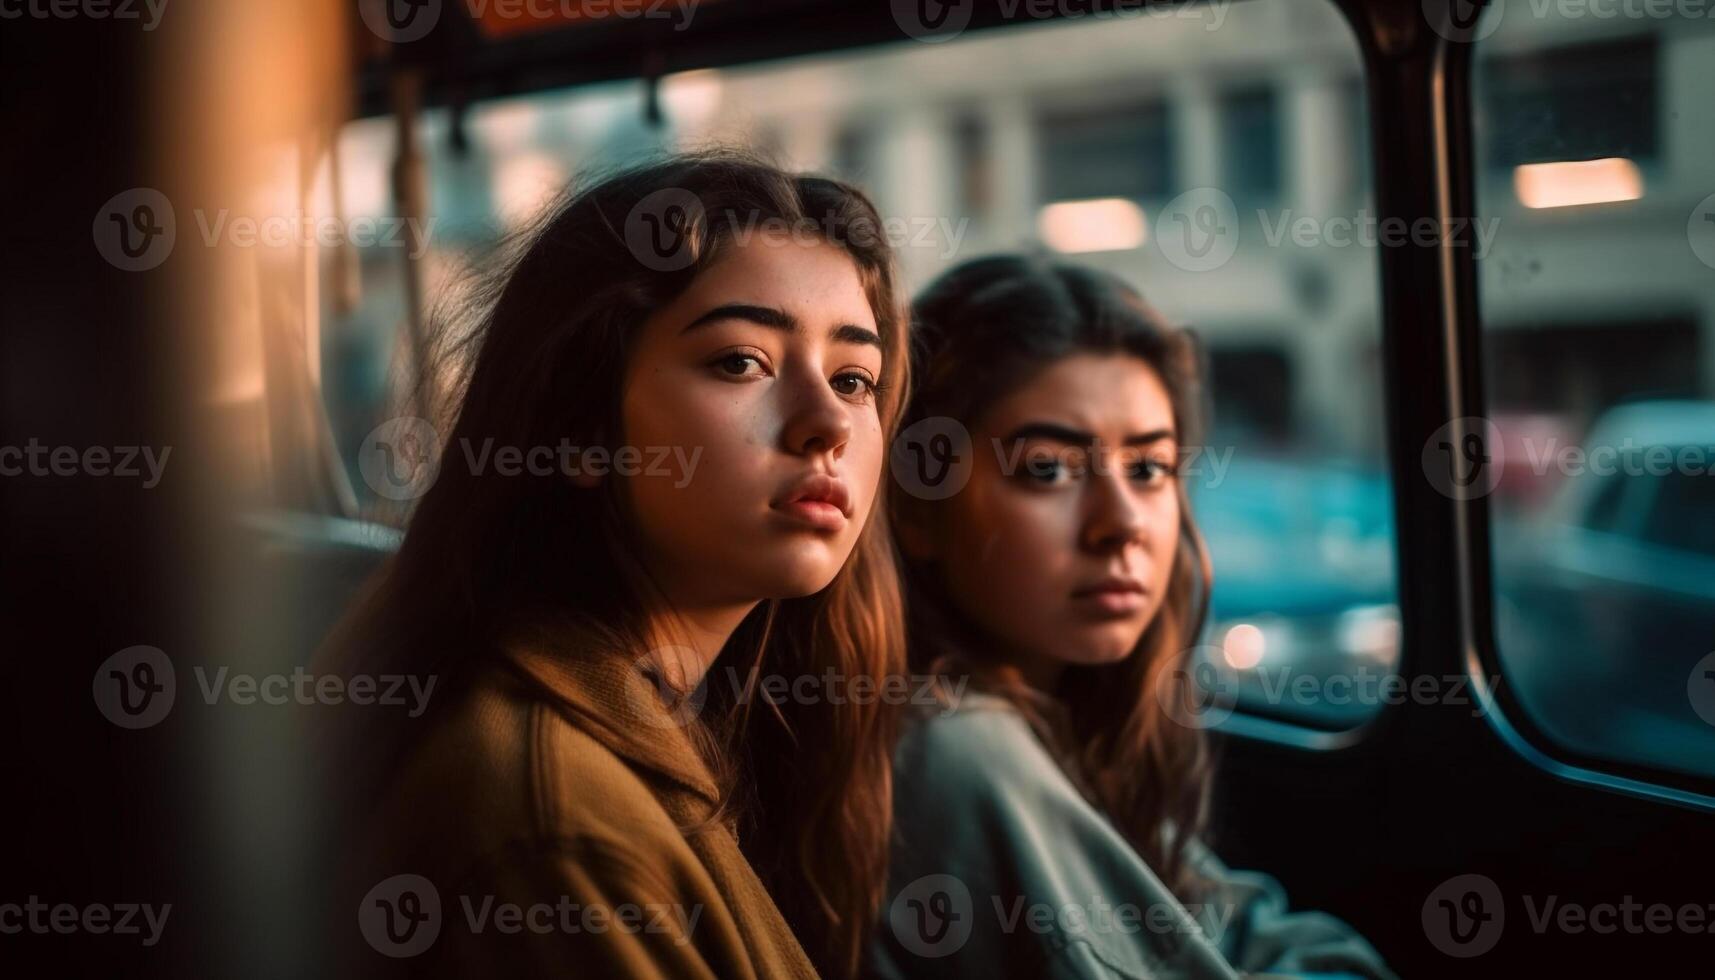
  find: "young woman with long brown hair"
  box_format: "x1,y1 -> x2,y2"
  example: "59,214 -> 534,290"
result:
870,256 -> 1394,979
320,152 -> 908,979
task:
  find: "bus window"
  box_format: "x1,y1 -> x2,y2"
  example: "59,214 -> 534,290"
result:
1474,10 -> 1715,780
321,0 -> 1395,731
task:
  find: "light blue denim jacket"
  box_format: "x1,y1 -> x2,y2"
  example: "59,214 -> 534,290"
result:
870,693 -> 1397,980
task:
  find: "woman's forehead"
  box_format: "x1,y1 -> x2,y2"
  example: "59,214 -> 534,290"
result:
980,353 -> 1176,439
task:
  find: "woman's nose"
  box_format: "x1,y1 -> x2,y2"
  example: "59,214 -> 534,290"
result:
779,369 -> 852,460
1081,464 -> 1150,554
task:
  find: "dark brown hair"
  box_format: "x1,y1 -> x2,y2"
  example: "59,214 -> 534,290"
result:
893,254 -> 1216,899
322,150 -> 908,977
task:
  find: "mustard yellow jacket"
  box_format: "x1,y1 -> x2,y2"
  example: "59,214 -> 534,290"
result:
350,643 -> 818,979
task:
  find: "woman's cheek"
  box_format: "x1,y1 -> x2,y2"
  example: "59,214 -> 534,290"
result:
967,509 -> 1074,651
624,378 -> 761,528
1150,490 -> 1183,591
968,484 -> 1072,593
1007,485 -> 1080,553
845,411 -> 886,518
662,380 -> 765,469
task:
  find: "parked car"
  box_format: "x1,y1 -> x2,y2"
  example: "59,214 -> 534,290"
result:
1493,400 -> 1715,775
1191,455 -> 1399,729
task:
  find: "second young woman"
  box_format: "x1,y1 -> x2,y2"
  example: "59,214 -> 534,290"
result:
321,153 -> 909,979
871,256 -> 1395,979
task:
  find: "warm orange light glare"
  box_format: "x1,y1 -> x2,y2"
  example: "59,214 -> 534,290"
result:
1514,158 -> 1643,209
1037,198 -> 1148,253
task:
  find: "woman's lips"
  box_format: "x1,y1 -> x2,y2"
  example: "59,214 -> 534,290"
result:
771,472 -> 851,533
1070,577 -> 1148,617
773,498 -> 848,532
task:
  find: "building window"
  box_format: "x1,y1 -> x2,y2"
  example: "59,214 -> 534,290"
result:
952,112 -> 993,217
1480,36 -> 1658,170
1220,85 -> 1281,200
1207,343 -> 1294,444
831,121 -> 874,183
1037,102 -> 1172,202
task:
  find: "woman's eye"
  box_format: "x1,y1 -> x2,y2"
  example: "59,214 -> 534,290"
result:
1024,454 -> 1076,485
830,372 -> 876,400
1129,458 -> 1174,484
713,353 -> 766,378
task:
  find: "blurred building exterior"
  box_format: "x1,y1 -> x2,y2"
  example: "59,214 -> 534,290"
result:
325,0 -> 1715,471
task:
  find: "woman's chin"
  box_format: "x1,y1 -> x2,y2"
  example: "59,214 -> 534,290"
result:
746,546 -> 847,599
768,567 -> 842,599
1059,626 -> 1147,667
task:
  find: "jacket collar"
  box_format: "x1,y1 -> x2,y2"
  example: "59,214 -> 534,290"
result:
500,643 -> 722,808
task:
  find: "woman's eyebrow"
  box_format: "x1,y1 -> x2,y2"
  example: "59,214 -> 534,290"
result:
1000,422 -> 1176,446
831,323 -> 883,349
1001,422 -> 1094,446
682,302 -> 795,333
681,303 -> 880,349
1122,428 -> 1176,447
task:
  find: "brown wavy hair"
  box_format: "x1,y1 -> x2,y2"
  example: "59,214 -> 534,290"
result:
321,150 -> 908,977
892,254 -> 1216,900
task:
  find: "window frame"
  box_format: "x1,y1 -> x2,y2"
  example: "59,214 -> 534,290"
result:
1443,8 -> 1715,811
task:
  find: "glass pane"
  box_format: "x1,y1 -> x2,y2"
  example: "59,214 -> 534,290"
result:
321,0 -> 1395,729
1474,10 -> 1715,780
1220,86 -> 1282,200
1038,102 -> 1175,201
